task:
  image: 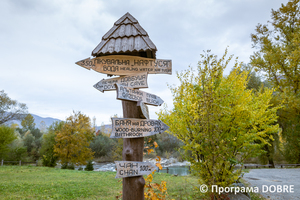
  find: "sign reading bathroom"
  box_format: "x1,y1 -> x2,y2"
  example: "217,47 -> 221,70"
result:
110,118 -> 169,138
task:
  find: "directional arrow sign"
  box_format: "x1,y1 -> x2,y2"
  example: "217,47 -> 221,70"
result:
115,161 -> 157,178
137,101 -> 149,119
93,72 -> 148,93
115,83 -> 164,106
75,55 -> 172,76
110,118 -> 169,138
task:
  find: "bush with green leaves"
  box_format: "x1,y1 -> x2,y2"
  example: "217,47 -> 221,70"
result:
85,160 -> 94,171
158,49 -> 281,197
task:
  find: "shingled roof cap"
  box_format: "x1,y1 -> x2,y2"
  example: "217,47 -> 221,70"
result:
92,12 -> 157,58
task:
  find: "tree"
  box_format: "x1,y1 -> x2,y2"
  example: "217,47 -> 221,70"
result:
5,131 -> 27,161
90,132 -> 114,158
0,125 -> 17,159
250,0 -> 300,163
17,114 -> 43,161
21,114 -> 35,131
54,111 -> 94,166
40,121 -> 64,167
0,90 -> 28,125
231,65 -> 282,167
158,49 -> 281,197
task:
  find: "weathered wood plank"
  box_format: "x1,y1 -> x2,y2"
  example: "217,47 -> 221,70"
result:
75,55 -> 172,76
115,161 -> 156,178
93,72 -> 148,93
115,84 -> 164,106
110,118 -> 169,138
137,101 -> 149,119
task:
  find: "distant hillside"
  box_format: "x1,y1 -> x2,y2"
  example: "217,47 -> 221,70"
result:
6,114 -> 114,133
6,114 -> 62,128
30,114 -> 62,128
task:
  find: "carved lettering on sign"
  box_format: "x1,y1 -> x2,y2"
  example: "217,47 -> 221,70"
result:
110,118 -> 169,138
93,72 -> 148,92
115,161 -> 157,178
115,84 -> 164,106
75,55 -> 172,76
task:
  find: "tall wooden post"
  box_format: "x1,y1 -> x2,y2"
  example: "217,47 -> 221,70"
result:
122,100 -> 145,200
75,12 -> 171,200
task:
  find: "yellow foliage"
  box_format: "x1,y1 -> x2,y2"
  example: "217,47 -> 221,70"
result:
54,111 -> 94,166
158,48 -> 282,195
144,143 -> 168,199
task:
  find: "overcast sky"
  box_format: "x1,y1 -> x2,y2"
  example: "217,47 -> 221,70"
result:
0,0 -> 288,126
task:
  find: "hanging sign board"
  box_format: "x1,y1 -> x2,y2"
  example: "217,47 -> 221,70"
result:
75,55 -> 172,76
110,118 -> 169,138
137,101 -> 149,119
93,72 -> 148,93
115,84 -> 164,106
115,161 -> 157,178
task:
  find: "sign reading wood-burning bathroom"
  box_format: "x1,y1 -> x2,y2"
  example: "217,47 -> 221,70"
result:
75,55 -> 172,76
115,84 -> 163,106
93,72 -> 148,92
110,118 -> 169,138
115,161 -> 157,178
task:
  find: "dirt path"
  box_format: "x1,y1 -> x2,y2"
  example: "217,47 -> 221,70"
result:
243,168 -> 300,199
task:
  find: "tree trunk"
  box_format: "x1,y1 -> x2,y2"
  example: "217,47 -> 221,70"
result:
122,100 -> 145,200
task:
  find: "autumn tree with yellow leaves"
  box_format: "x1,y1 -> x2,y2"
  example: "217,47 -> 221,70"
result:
158,49 -> 281,197
54,111 -> 94,167
250,0 -> 300,163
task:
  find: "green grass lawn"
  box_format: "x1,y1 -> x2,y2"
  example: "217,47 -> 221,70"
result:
0,166 -> 202,200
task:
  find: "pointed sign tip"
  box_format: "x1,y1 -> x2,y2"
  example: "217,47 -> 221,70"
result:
75,58 -> 92,70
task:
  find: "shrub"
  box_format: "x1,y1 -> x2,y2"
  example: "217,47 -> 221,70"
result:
85,160 -> 94,171
61,163 -> 75,170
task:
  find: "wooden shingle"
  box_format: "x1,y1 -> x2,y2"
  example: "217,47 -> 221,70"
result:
91,12 -> 157,59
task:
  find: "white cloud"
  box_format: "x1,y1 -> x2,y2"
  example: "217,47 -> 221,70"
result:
0,0 -> 288,125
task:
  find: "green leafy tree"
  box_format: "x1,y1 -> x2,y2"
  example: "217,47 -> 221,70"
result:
21,114 -> 35,131
158,49 -> 281,197
250,0 -> 300,163
0,125 -> 17,159
54,111 -> 94,167
5,131 -> 27,161
112,138 -> 123,161
232,65 -> 282,167
40,121 -> 64,167
17,114 -> 43,161
0,90 -> 27,125
90,132 -> 114,158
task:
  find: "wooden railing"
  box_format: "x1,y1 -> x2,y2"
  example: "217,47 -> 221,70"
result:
156,166 -> 191,174
243,163 -> 300,169
1,160 -> 38,166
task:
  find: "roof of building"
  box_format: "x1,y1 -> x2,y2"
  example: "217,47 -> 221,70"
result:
91,12 -> 157,58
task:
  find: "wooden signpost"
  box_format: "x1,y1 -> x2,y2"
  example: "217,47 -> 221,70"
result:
77,12 -> 171,200
115,161 -> 157,178
93,72 -> 148,92
115,83 -> 164,106
110,118 -> 169,138
75,55 -> 172,76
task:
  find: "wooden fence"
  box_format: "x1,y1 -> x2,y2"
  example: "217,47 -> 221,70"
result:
1,160 -> 38,166
156,164 -> 299,174
156,166 -> 191,174
243,163 -> 300,169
